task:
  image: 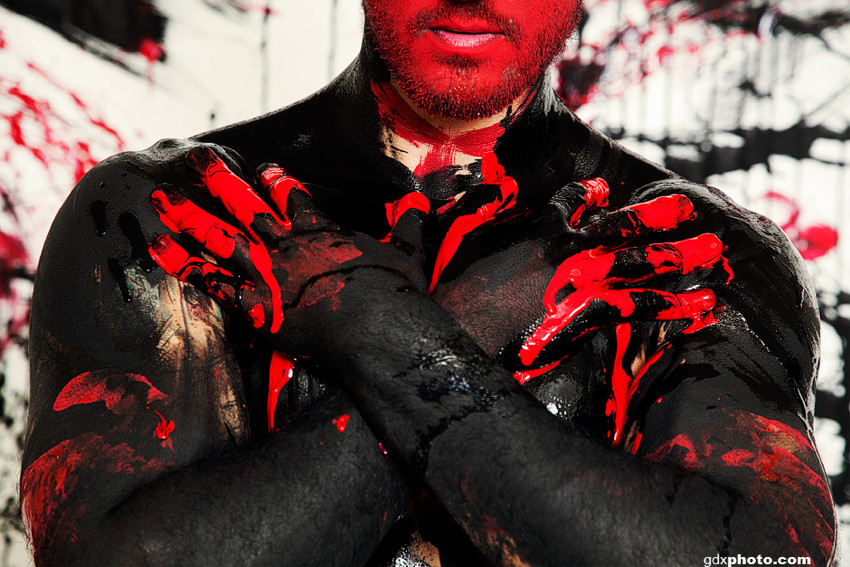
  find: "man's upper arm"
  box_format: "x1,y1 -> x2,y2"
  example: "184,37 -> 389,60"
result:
22,146 -> 250,563
626,182 -> 835,563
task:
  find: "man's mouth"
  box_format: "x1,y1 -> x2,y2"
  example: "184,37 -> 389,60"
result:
425,16 -> 509,49
430,29 -> 502,48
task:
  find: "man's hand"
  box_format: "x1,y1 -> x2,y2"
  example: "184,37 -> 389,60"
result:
501,177 -> 730,370
147,147 -> 430,357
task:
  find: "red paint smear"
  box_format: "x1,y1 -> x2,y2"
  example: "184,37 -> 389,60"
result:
381,192 -> 431,242
429,153 -> 518,292
248,304 -> 266,329
606,324 -> 670,446
53,372 -> 167,413
267,352 -> 295,433
752,415 -> 814,452
371,81 -> 511,178
0,230 -> 30,357
20,433 -> 167,559
188,150 -> 286,333
645,433 -> 704,470
333,414 -> 350,433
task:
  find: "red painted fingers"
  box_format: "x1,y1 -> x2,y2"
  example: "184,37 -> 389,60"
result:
429,153 -> 519,293
147,234 -> 245,306
185,147 -> 285,241
519,287 -> 717,366
256,163 -> 315,231
542,233 -> 724,309
549,178 -> 611,227
150,183 -> 244,262
581,194 -> 696,240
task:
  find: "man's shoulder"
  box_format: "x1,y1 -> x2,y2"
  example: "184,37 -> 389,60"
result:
632,177 -> 819,384
32,139 -> 232,366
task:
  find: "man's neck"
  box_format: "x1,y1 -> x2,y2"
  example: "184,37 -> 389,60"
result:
371,80 -> 533,180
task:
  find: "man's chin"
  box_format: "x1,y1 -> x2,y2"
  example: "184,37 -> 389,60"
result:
400,78 -> 525,121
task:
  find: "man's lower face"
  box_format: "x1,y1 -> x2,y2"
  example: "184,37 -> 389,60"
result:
365,0 -> 582,120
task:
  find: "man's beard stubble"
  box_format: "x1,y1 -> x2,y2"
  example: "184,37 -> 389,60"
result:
365,2 -> 583,120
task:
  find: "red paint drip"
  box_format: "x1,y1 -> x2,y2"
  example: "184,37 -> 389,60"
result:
511,358 -> 566,386
333,414 -> 350,433
137,38 -> 164,84
429,153 -> 518,292
267,352 -> 295,433
606,324 -> 670,447
630,432 -> 643,455
381,192 -> 431,242
378,441 -> 390,460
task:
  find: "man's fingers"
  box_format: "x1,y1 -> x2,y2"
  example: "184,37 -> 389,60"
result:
549,178 -> 610,227
519,287 -> 717,367
148,234 -> 245,307
185,147 -> 285,240
256,163 -> 336,232
381,192 -> 430,247
151,184 -> 249,263
581,194 -> 696,240
543,234 -> 724,308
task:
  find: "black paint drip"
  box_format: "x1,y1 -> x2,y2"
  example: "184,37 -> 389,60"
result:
90,200 -> 107,237
118,212 -> 158,272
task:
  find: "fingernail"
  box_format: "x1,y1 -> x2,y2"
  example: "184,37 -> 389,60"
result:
256,163 -> 287,188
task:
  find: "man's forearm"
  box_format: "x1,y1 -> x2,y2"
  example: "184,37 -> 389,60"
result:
79,390 -> 408,566
319,273 -> 834,565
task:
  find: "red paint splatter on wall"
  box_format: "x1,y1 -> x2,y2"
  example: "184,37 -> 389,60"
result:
760,192 -> 838,261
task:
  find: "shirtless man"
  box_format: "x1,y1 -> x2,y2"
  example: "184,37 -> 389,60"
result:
20,0 -> 837,565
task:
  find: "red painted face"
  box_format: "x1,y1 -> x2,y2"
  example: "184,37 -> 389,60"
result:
365,0 -> 582,120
